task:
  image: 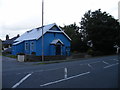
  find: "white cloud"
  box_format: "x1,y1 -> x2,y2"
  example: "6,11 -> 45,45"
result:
0,0 -> 119,40
44,0 -> 119,25
1,0 -> 42,28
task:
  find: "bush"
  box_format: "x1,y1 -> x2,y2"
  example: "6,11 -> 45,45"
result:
17,53 -> 25,55
87,49 -> 104,56
31,52 -> 36,55
2,52 -> 11,55
92,51 -> 103,56
73,51 -> 78,54
7,55 -> 17,58
87,49 -> 94,56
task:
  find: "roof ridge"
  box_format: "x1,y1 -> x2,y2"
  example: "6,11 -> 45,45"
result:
13,23 -> 71,45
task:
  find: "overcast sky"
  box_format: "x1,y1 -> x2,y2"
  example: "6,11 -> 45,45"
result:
0,0 -> 119,40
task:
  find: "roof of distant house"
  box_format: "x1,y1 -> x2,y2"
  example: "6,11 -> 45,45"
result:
3,47 -> 12,53
2,36 -> 19,45
13,23 -> 71,45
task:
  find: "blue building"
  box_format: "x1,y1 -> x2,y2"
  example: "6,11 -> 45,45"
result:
12,23 -> 71,56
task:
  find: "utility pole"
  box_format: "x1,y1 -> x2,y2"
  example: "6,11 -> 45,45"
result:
118,1 -> 120,23
118,1 -> 120,60
42,0 -> 44,62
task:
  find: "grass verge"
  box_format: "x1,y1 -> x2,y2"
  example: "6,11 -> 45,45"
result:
3,55 -> 17,59
33,54 -> 117,65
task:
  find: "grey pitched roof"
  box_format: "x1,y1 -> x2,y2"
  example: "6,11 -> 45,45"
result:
3,48 -> 12,53
13,23 -> 71,45
2,36 -> 19,45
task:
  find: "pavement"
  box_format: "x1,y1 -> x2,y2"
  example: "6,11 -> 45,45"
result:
2,55 -> 119,88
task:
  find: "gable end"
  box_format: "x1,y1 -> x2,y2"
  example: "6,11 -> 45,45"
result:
49,25 -> 61,31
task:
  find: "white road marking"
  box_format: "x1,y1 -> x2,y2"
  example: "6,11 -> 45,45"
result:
80,61 -> 101,66
89,61 -> 101,64
16,68 -> 63,75
102,61 -> 109,65
113,59 -> 119,61
64,68 -> 67,79
88,64 -> 93,69
40,72 -> 90,87
16,73 -> 21,75
80,64 -> 84,65
104,63 -> 119,69
12,73 -> 33,88
43,67 -> 64,72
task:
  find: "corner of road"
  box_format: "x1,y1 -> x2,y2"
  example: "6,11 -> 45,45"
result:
2,54 -> 117,66
33,54 -> 117,65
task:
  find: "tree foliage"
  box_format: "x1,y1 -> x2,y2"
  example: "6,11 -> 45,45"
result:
80,9 -> 120,54
60,23 -> 84,52
60,9 -> 120,54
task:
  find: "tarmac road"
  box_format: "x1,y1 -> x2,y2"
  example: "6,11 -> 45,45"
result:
2,55 -> 119,88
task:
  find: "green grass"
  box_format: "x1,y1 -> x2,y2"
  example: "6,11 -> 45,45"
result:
5,55 -> 17,59
8,55 -> 17,58
33,60 -> 65,65
33,54 -> 116,65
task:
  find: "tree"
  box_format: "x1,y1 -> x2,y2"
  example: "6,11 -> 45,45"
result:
60,23 -> 82,52
80,9 -> 120,54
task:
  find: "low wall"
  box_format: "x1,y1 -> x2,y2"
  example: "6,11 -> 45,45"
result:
25,55 -> 66,62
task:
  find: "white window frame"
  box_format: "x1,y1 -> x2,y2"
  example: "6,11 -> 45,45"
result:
31,42 -> 34,51
25,42 -> 28,50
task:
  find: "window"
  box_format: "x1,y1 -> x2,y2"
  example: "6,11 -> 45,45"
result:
25,42 -> 28,50
66,46 -> 70,51
31,42 -> 34,51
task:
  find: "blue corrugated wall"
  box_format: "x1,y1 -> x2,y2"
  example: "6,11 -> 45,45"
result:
36,32 -> 70,56
12,42 -> 24,55
12,32 -> 70,56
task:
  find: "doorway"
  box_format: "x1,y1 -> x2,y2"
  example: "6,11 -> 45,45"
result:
56,45 -> 61,55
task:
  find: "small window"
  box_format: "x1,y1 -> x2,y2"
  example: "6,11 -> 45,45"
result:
31,42 -> 34,51
25,42 -> 28,50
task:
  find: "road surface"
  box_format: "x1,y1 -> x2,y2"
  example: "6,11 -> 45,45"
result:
2,55 -> 119,88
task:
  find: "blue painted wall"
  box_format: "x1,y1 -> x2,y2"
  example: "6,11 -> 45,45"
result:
12,32 -> 71,56
36,32 -> 70,56
55,33 -> 71,56
12,42 -> 24,55
24,40 -> 37,55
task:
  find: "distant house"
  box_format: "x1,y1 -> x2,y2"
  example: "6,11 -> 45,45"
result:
12,23 -> 71,56
2,35 -> 19,53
